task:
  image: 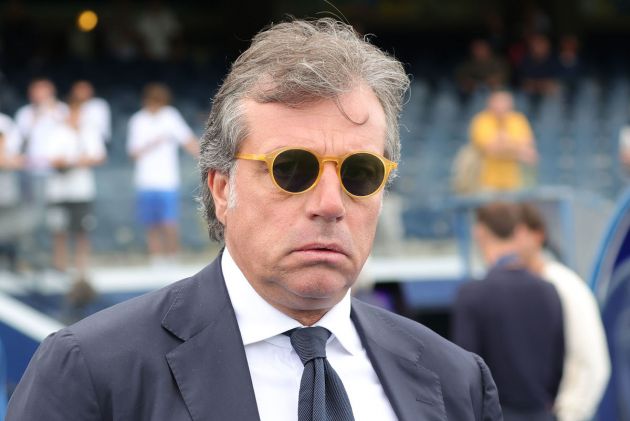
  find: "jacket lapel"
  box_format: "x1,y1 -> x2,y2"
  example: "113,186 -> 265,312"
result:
351,299 -> 447,421
163,256 -> 260,421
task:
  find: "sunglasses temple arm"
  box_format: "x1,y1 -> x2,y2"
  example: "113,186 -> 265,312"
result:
236,153 -> 269,161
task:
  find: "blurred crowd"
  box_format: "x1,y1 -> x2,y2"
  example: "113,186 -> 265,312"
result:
0,0 -> 201,292
0,2 -> 620,274
0,77 -> 199,307
4,2 -> 630,200
449,3 -> 587,195
455,32 -> 581,103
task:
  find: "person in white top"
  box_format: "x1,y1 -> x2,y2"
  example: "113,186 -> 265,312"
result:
515,203 -> 611,421
0,112 -> 25,271
14,78 -> 68,171
45,94 -> 106,275
126,83 -> 198,261
70,80 -> 112,144
0,113 -> 23,162
0,112 -> 24,174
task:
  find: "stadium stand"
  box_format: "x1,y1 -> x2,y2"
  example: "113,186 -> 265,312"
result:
2,69 -> 628,252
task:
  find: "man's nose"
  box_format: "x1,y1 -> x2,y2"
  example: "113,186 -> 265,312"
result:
306,163 -> 346,222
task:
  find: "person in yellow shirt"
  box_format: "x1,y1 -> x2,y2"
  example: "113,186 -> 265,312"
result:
470,90 -> 538,190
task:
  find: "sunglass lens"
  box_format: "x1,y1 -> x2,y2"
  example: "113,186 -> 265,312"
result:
340,153 -> 386,196
273,149 -> 319,193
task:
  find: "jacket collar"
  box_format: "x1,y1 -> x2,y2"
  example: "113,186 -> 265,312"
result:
162,255 -> 261,421
351,298 -> 447,421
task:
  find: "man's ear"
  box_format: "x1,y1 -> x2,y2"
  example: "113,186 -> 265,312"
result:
207,170 -> 230,225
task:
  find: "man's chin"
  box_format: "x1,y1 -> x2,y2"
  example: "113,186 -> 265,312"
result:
292,268 -> 355,290
274,292 -> 347,324
282,279 -> 351,307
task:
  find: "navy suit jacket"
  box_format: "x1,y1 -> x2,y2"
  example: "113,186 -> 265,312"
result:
8,256 -> 502,420
452,265 -> 564,412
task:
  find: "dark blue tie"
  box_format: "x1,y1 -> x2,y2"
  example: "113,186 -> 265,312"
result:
287,327 -> 355,421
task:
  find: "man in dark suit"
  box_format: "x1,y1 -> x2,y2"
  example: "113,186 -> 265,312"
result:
7,18 -> 502,421
452,202 -> 564,421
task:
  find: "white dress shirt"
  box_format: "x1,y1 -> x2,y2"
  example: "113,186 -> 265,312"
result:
222,248 -> 398,421
543,260 -> 611,421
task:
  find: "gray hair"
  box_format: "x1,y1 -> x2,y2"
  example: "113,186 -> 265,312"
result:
198,18 -> 410,242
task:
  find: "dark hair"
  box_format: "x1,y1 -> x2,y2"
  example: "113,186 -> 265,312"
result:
519,202 -> 547,237
143,83 -> 172,107
475,201 -> 522,239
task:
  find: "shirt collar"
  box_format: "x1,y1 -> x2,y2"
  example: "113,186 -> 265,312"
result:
221,247 -> 361,356
489,253 -> 525,274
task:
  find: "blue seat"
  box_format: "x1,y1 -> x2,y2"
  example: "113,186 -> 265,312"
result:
402,206 -> 455,239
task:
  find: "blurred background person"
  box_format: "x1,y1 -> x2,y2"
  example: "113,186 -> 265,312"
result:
136,0 -> 182,61
70,80 -> 112,146
14,78 -> 68,172
517,33 -> 560,98
470,90 -> 538,192
126,83 -> 198,264
102,0 -> 140,62
556,34 -> 583,103
515,203 -> 610,421
455,38 -> 509,99
0,111 -> 24,272
452,202 -> 565,421
44,94 -> 106,276
481,11 -> 508,55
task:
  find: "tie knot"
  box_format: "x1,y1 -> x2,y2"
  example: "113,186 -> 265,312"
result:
287,326 -> 331,365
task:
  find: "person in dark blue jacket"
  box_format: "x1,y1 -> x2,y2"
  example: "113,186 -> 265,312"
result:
453,201 -> 564,421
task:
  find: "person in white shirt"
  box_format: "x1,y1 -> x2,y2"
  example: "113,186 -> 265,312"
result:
0,112 -> 24,186
14,78 -> 68,171
515,202 -> 611,421
70,80 -> 112,144
45,95 -> 106,275
0,112 -> 25,271
0,113 -> 23,162
127,83 -> 198,261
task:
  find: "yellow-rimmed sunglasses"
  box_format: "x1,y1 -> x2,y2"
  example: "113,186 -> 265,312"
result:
236,147 -> 397,198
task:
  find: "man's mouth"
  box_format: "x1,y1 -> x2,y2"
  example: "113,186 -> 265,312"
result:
294,243 -> 348,255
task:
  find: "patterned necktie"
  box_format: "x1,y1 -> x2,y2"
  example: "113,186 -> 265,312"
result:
286,327 -> 355,421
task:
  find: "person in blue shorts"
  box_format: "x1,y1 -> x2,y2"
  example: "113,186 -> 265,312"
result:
127,84 -> 199,262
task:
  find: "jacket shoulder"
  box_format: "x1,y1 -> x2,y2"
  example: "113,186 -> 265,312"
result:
352,298 -> 482,368
69,275 -> 191,340
351,299 -> 502,420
